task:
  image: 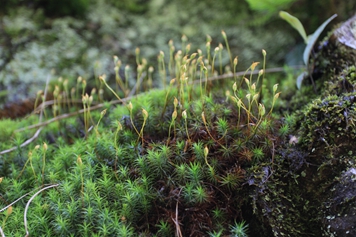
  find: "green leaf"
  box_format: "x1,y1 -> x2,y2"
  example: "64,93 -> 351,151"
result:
303,14 -> 337,65
279,11 -> 308,44
246,0 -> 295,12
296,71 -> 308,89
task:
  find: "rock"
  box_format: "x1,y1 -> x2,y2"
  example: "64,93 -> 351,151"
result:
333,14 -> 356,50
250,14 -> 356,237
322,168 -> 356,236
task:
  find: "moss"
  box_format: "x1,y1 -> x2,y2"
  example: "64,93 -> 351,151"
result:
0,29 -> 288,235
2,7 -> 356,236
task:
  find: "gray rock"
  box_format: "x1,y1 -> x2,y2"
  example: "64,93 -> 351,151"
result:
322,168 -> 356,236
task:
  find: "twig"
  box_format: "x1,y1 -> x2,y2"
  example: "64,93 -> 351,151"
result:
3,95 -> 140,155
15,97 -> 130,133
0,128 -> 42,155
24,184 -> 59,237
1,95 -> 134,155
0,184 -> 56,237
0,192 -> 31,213
172,188 -> 183,237
0,226 -> 4,237
0,75 -> 50,155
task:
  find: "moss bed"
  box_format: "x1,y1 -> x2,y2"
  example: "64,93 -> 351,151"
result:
0,14 -> 356,237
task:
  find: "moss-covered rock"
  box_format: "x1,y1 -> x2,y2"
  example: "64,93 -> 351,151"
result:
249,14 -> 356,237
322,168 -> 356,236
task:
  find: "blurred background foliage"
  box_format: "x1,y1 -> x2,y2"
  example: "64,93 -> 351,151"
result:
0,0 -> 355,103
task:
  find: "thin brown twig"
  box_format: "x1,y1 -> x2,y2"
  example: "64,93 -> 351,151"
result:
0,192 -> 32,213
172,188 -> 183,237
15,97 -> 130,133
1,95 -> 136,155
0,128 -> 42,155
0,75 -> 50,155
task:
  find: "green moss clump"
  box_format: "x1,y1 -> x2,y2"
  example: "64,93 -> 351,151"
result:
0,31 -> 288,235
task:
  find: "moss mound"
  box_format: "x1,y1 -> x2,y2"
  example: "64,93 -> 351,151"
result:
1,10 -> 356,237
